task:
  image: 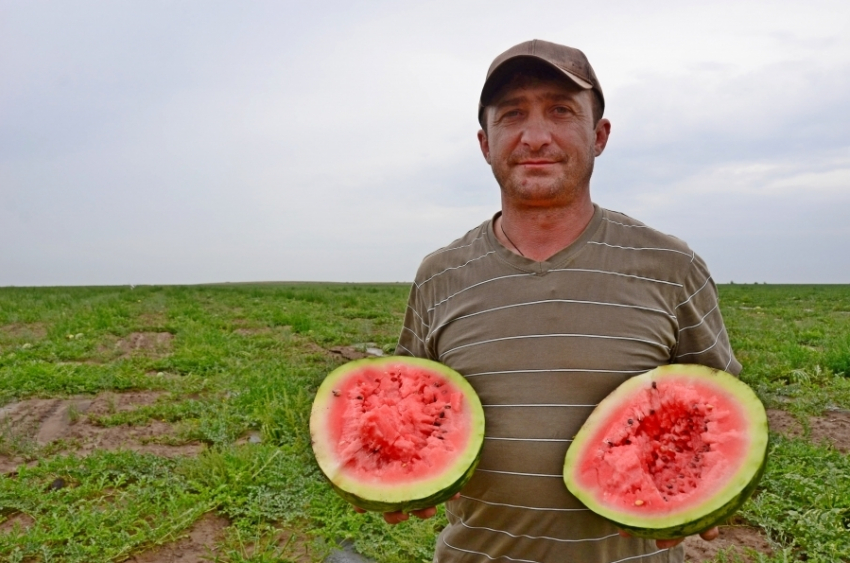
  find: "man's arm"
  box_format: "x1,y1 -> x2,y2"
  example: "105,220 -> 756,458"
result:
672,252 -> 740,374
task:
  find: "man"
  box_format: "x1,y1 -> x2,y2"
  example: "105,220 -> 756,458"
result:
388,39 -> 739,562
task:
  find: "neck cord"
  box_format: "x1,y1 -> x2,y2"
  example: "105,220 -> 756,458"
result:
499,218 -> 525,257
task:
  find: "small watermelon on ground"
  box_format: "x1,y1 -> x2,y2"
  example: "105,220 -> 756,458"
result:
310,356 -> 485,513
563,364 -> 768,539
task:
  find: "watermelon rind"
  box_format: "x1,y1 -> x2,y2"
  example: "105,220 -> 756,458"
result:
310,356 -> 485,513
563,364 -> 768,539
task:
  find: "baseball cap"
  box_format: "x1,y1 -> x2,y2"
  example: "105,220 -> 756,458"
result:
478,39 -> 604,126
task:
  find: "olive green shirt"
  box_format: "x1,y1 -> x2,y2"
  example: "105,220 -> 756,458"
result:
397,205 -> 740,563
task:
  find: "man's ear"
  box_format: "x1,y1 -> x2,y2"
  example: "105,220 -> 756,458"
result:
594,118 -> 611,157
477,129 -> 492,164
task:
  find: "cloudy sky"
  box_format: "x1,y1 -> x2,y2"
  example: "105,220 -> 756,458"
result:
2,0 -> 848,286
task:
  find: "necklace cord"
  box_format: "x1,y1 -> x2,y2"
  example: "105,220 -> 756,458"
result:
499,219 -> 525,257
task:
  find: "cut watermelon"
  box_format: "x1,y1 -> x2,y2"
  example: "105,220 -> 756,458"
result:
563,364 -> 768,539
310,356 -> 485,513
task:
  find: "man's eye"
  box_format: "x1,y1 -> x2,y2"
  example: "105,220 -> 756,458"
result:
502,109 -> 521,118
553,106 -> 572,115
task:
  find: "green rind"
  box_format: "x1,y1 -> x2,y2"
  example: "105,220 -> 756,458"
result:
564,364 -> 769,539
330,449 -> 482,513
310,356 -> 485,513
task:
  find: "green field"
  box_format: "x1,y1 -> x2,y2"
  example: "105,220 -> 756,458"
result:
0,283 -> 848,563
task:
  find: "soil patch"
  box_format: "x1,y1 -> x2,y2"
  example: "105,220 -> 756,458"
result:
137,312 -> 168,329
125,515 -> 316,563
0,323 -> 47,347
0,512 -> 35,534
684,524 -> 773,562
84,391 -> 165,416
0,397 -> 94,446
64,391 -> 202,457
0,392 -> 202,474
326,345 -> 383,361
65,418 -> 203,458
126,512 -> 229,563
767,408 -> 850,453
102,332 -> 175,359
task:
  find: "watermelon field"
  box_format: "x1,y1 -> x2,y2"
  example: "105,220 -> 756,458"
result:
0,283 -> 848,563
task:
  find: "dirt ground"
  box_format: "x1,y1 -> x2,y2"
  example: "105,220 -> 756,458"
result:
0,391 -> 202,473
766,408 -> 850,453
1,384 -> 848,561
124,513 -> 230,563
683,523 -> 774,562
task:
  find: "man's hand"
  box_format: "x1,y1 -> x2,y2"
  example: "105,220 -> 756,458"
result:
618,526 -> 719,549
352,493 -> 461,525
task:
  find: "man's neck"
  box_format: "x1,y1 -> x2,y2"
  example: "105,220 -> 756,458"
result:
496,197 -> 595,262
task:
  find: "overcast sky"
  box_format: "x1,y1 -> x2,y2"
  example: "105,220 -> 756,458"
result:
2,0 -> 848,286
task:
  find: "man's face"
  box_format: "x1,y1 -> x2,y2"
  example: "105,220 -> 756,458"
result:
478,76 -> 610,208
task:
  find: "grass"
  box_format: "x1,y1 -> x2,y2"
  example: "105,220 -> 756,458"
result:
0,283 -> 848,562
720,284 -> 850,417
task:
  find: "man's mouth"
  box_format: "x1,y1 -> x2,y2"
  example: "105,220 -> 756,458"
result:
517,160 -> 558,167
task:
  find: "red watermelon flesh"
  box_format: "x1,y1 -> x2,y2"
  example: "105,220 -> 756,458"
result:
577,376 -> 747,511
327,363 -> 469,482
564,364 -> 768,538
311,357 -> 485,512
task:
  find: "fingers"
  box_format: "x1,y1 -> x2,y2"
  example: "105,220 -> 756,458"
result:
382,506 -> 438,523
654,526 -> 719,550
382,511 -> 410,524
354,493 -> 461,524
410,506 -> 438,519
617,526 -> 719,550
700,527 -> 720,541
655,537 -> 685,549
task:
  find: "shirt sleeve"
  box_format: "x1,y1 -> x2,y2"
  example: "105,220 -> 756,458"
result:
672,252 -> 741,375
395,281 -> 433,360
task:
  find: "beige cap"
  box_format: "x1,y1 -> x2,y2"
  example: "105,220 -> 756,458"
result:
478,39 -> 604,125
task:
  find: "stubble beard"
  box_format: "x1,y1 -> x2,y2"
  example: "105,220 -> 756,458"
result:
494,147 -> 596,208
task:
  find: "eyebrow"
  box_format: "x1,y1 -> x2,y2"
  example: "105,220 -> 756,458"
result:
494,91 -> 578,110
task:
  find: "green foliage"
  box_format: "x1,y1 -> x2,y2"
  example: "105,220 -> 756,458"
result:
720,284 -> 850,413
0,450 -> 213,563
741,435 -> 850,562
0,283 -> 848,562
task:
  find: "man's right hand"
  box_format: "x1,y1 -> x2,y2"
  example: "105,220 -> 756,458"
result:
352,492 -> 460,525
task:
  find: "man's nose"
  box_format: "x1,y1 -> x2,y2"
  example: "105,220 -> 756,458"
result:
519,113 -> 552,150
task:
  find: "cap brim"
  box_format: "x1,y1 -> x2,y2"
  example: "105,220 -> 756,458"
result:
479,55 -> 593,110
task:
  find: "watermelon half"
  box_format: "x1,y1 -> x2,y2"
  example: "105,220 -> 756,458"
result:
310,356 -> 485,513
563,364 -> 768,539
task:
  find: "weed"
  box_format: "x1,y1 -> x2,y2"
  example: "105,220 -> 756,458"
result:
66,402 -> 81,424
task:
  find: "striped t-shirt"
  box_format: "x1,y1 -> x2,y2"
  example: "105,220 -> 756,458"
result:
396,205 -> 740,563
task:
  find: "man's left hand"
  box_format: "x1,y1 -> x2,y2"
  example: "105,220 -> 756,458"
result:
618,526 -> 719,549
352,505 -> 438,524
